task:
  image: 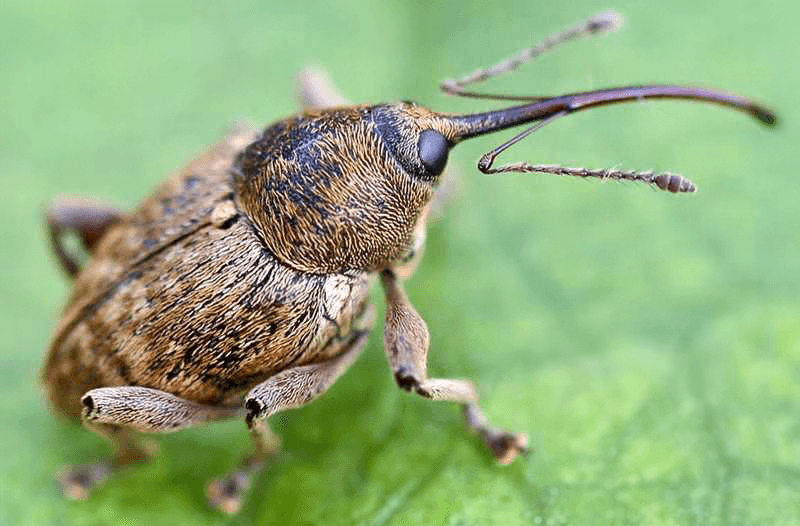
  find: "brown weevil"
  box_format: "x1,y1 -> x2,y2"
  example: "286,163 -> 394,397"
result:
41,11 -> 776,514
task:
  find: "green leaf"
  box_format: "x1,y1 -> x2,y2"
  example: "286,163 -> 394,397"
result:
1,0 -> 797,524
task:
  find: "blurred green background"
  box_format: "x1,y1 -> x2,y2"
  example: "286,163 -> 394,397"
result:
1,0 -> 797,524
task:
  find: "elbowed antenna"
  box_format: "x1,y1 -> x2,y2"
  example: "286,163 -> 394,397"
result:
440,10 -> 624,101
436,10 -> 777,193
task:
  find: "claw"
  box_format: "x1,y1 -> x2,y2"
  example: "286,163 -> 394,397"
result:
485,430 -> 530,465
206,477 -> 244,515
56,463 -> 112,500
206,463 -> 262,515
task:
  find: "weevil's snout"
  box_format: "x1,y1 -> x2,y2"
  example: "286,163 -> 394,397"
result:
444,86 -> 776,145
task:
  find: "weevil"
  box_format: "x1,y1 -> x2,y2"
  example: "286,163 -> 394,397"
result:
42,11 -> 776,513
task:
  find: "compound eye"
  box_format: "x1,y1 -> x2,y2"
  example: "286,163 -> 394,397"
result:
418,129 -> 449,176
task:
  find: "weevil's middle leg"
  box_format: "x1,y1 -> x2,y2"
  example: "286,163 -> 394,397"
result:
57,420 -> 158,500
380,270 -> 529,464
206,327 -> 371,514
46,198 -> 123,278
58,386 -> 241,500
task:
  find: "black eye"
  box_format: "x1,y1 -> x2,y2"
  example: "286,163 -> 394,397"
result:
418,129 -> 449,176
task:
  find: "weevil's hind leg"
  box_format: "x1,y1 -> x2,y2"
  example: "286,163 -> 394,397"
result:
58,386 -> 241,500
207,326 -> 371,515
57,422 -> 156,500
296,66 -> 349,110
46,197 -> 123,278
380,270 -> 529,464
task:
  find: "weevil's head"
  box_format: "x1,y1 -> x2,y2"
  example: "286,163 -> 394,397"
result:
233,102 -> 465,274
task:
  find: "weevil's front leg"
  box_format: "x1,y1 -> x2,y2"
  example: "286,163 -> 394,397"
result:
380,270 -> 529,464
206,328 -> 370,514
59,386 -> 240,500
46,197 -> 123,278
